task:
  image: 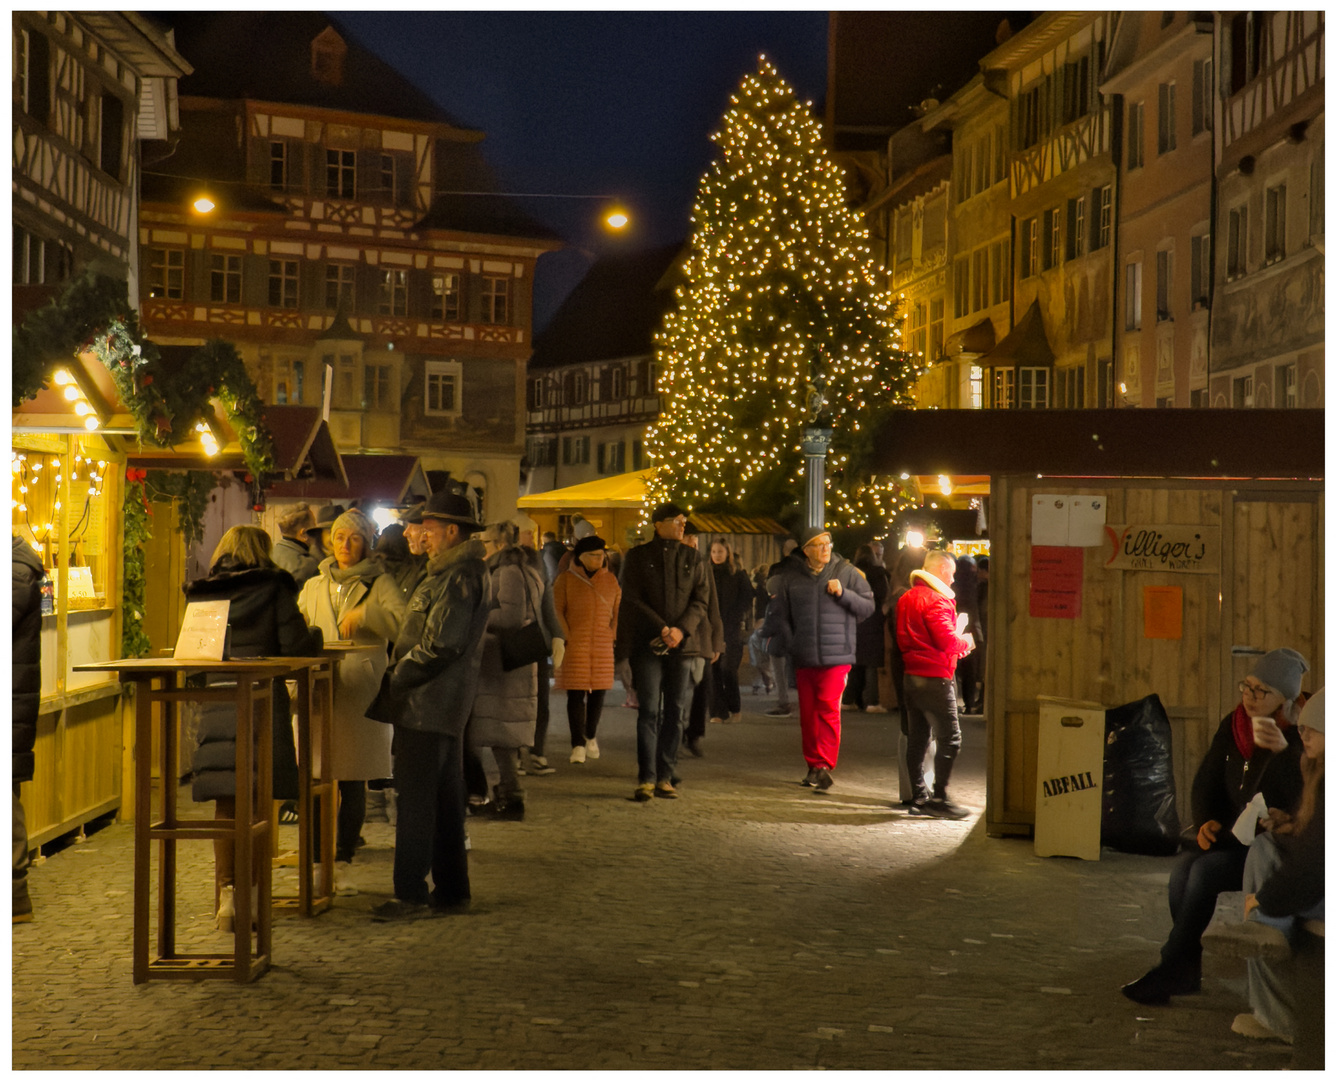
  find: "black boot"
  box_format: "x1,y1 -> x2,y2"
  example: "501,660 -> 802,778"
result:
1120,958 -> 1202,1005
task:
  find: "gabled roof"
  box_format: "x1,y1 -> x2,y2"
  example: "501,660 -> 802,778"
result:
978,300 -> 1054,368
155,12 -> 475,130
414,195 -> 563,244
529,244 -> 684,372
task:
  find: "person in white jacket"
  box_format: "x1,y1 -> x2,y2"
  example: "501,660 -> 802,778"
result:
298,509 -> 405,893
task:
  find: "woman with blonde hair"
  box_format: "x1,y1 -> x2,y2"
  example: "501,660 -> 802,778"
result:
183,524 -> 324,930
298,509 -> 405,891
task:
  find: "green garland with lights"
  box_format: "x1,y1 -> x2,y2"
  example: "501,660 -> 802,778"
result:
121,475 -> 153,659
646,59 -> 920,530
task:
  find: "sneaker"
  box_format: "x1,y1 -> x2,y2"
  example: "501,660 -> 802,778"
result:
906,799 -> 930,815
1231,1012 -> 1292,1043
708,716 -> 725,724
686,736 -> 704,758
813,768 -> 834,791
569,744 -> 587,764
765,705 -> 792,717
585,737 -> 600,760
801,768 -> 818,787
527,754 -> 556,777
633,782 -> 655,802
725,713 -> 743,723
333,860 -> 359,897
865,704 -> 888,714
1202,919 -> 1292,961
371,898 -> 432,922
654,780 -> 679,799
215,885 -> 235,933
922,798 -> 970,820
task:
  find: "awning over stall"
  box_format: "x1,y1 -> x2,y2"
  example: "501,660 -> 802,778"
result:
518,469 -> 652,510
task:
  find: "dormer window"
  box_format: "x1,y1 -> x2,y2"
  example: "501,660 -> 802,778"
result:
311,26 -> 347,87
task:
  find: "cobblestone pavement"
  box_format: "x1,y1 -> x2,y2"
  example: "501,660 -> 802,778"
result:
13,691 -> 1294,1070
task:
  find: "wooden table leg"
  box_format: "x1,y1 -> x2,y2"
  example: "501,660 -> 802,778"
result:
295,667 -> 313,916
133,676 -> 153,985
159,676 -> 178,961
233,676 -> 252,983
255,678 -> 273,972
318,664 -> 335,908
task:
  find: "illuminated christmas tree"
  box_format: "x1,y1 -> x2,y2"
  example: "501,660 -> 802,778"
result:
646,57 -> 921,528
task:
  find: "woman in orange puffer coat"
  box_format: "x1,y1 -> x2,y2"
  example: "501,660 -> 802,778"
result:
554,535 -> 621,764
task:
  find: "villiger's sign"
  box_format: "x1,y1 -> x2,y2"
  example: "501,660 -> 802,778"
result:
1103,524 -> 1221,573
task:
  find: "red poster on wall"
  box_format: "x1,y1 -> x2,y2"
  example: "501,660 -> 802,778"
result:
1030,546 -> 1083,619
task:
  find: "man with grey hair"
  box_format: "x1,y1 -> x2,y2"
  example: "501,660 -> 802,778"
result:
272,503 -> 319,588
895,548 -> 975,818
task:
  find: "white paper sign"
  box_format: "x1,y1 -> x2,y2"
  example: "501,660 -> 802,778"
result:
1031,494 -> 1069,546
1067,495 -> 1107,547
174,600 -> 230,661
1231,792 -> 1268,846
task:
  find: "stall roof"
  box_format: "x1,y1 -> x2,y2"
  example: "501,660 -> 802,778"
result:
689,512 -> 788,536
870,408 -> 1325,480
518,470 -> 651,510
265,452 -> 429,504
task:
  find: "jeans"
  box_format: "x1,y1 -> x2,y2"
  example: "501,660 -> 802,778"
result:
567,689 -> 606,746
1161,843 -> 1248,968
844,664 -> 880,708
711,642 -> 744,717
903,673 -> 962,801
13,786 -> 30,913
631,651 -> 693,784
687,656 -> 711,741
795,665 -> 850,770
747,629 -> 773,684
771,655 -> 792,709
392,726 -> 470,907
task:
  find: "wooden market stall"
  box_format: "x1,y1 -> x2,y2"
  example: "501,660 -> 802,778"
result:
871,407 -> 1324,839
518,468 -> 653,551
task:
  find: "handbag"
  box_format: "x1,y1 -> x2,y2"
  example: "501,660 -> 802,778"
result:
499,576 -> 549,671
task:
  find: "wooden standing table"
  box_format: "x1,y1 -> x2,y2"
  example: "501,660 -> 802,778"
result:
75,656 -> 327,983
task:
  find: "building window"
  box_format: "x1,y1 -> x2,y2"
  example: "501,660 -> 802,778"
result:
378,269 -> 408,316
1227,204 -> 1249,278
928,298 -> 944,360
564,371 -> 588,407
380,154 -> 396,200
990,368 -> 1015,409
1093,185 -> 1113,250
326,263 -> 355,310
1278,364 -> 1297,408
896,209 -> 913,264
526,379 -> 544,411
1061,55 -> 1091,125
1066,196 -> 1086,260
424,360 -> 463,416
1190,388 -> 1207,408
13,227 -> 70,286
562,435 -> 590,466
1018,367 -> 1049,409
1230,12 -> 1267,95
431,273 -> 460,321
991,238 -> 1010,305
363,363 -> 393,410
1127,102 -> 1145,169
268,259 -> 299,309
15,28 -> 29,112
632,439 -> 644,471
1019,218 -> 1037,278
270,141 -> 287,190
909,302 -> 926,357
1125,261 -> 1143,331
1054,365 -> 1085,408
147,247 -> 185,300
1264,184 -> 1286,263
969,365 -> 983,409
611,365 -> 626,399
1233,374 -> 1253,408
1019,85 -> 1043,149
1041,207 -> 1060,271
22,30 -> 49,124
974,132 -> 991,194
1192,58 -> 1213,135
972,249 -> 989,312
480,275 -> 510,324
1155,250 -> 1173,322
326,148 -> 356,198
597,440 -> 625,475
1157,82 -> 1177,154
994,123 -> 1007,185
99,92 -> 124,178
274,357 -> 305,405
1190,234 -> 1210,308
209,254 -> 242,304
957,144 -> 974,202
953,257 -> 969,317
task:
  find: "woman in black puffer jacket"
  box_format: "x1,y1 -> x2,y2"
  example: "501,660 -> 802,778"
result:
183,525 -> 323,928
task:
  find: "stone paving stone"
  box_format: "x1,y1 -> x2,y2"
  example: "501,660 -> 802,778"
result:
12,700 -> 1300,1069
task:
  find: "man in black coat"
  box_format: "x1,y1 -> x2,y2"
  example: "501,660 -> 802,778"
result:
13,536 -> 43,923
371,490 -> 491,920
616,503 -> 711,801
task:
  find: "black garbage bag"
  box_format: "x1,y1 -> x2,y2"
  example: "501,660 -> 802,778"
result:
1101,693 -> 1180,855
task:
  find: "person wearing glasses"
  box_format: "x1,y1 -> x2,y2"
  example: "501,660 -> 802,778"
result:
761,527 -> 874,791
1121,648 -> 1309,1006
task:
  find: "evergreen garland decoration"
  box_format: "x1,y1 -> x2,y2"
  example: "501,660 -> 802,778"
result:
147,471 -> 217,551
13,270 -> 275,478
121,472 -> 153,659
646,59 -> 921,529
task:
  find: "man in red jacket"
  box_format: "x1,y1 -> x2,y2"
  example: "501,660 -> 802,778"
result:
895,548 -> 974,818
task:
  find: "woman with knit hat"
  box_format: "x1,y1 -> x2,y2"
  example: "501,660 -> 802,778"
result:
554,534 -> 621,763
298,509 -> 406,893
1121,647 -> 1309,1006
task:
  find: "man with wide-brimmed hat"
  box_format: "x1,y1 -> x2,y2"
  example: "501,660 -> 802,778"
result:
370,489 -> 491,920
615,503 -> 712,802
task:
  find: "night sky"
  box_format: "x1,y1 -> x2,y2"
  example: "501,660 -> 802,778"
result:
333,11 -> 828,328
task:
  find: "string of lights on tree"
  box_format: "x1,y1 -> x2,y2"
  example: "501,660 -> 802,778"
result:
645,57 -> 925,529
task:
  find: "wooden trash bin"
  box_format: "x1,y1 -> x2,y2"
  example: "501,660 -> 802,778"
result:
1033,696 -> 1107,861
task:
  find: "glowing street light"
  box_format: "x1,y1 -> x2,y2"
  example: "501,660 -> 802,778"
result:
605,207 -> 630,230
193,195 -> 216,214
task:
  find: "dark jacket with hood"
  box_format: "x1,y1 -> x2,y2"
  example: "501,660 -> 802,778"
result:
762,551 -> 875,668
382,538 -> 493,738
616,535 -> 713,660
712,559 -> 753,648
183,557 -> 324,801
13,536 -> 44,783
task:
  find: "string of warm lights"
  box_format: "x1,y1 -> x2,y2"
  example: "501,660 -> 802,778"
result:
645,58 -> 922,529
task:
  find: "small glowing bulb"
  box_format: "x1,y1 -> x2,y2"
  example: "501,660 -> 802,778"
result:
84,416 -> 99,431
64,385 -> 80,401
52,370 -> 73,387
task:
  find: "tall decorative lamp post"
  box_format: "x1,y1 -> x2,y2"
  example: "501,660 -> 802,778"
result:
801,371 -> 832,531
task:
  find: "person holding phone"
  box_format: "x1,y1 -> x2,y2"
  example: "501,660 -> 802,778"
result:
1121,648 -> 1309,1006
